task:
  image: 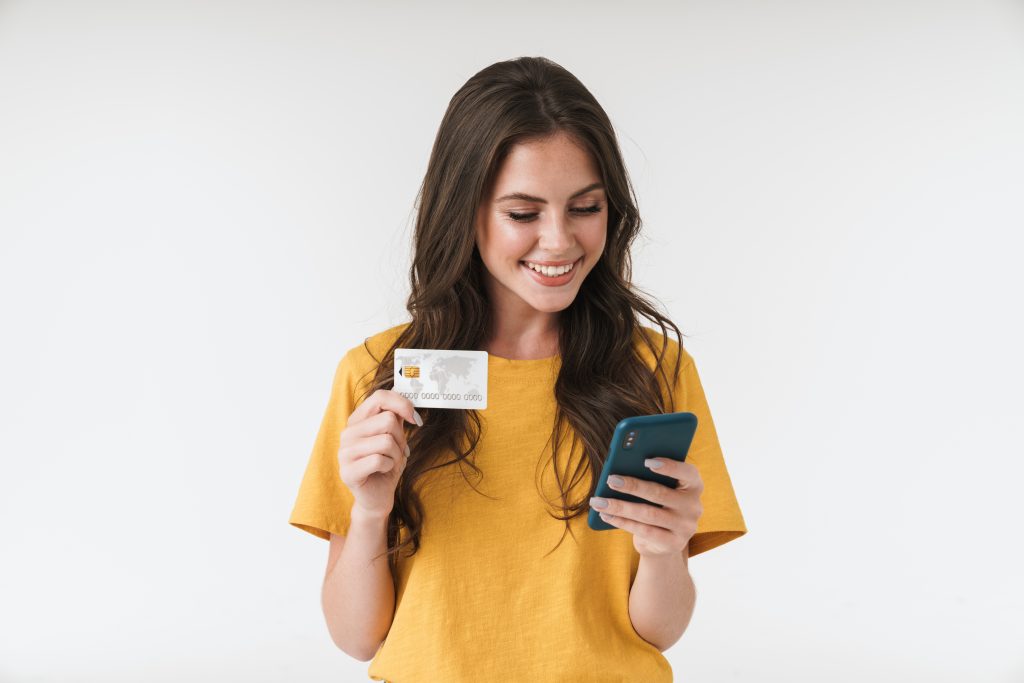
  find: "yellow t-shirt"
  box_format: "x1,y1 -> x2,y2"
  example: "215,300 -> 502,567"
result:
289,322 -> 747,682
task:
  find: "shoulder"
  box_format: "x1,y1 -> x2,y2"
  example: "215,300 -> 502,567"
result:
633,324 -> 693,375
337,321 -> 412,385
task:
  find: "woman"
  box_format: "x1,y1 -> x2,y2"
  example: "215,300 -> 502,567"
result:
289,55 -> 747,682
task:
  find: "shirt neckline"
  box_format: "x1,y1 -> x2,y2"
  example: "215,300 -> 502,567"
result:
486,351 -> 561,380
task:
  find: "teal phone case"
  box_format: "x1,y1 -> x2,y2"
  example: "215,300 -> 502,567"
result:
588,411 -> 698,531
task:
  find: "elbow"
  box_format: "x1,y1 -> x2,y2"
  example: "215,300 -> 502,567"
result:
637,631 -> 680,654
352,640 -> 384,662
329,632 -> 382,662
356,640 -> 385,662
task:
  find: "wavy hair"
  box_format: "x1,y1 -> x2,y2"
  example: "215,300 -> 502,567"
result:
357,56 -> 685,569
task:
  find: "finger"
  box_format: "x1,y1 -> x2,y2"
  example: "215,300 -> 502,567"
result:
589,496 -> 674,530
604,474 -> 677,507
343,452 -> 397,486
347,410 -> 410,456
644,458 -> 703,492
351,389 -> 422,428
598,512 -> 677,545
340,432 -> 405,469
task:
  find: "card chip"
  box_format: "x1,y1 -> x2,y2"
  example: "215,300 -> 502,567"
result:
401,365 -> 420,378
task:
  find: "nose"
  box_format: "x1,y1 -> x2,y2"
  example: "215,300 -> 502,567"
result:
537,212 -> 576,253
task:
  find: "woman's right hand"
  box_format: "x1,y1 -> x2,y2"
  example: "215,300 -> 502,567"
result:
338,389 -> 423,519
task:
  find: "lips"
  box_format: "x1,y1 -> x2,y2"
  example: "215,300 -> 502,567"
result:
519,256 -> 582,286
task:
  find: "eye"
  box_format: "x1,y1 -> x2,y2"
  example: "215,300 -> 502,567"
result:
506,204 -> 604,223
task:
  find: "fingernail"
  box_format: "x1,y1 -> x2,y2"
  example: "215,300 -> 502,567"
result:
404,444 -> 411,458
608,475 -> 624,487
590,497 -> 608,509
645,459 -> 663,469
413,409 -> 423,427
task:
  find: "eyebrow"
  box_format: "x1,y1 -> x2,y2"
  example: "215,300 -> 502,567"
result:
495,182 -> 605,204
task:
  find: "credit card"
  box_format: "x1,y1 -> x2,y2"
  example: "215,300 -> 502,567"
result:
392,348 -> 488,409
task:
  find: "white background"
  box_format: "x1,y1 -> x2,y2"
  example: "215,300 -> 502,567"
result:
2,1 -> 1023,681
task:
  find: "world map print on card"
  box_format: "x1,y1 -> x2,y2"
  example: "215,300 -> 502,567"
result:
392,348 -> 488,409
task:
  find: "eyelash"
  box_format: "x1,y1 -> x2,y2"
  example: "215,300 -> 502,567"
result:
506,204 -> 603,223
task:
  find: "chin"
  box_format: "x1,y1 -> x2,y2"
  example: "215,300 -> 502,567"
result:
523,291 -> 578,313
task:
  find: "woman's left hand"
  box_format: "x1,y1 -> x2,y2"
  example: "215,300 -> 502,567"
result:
589,458 -> 704,558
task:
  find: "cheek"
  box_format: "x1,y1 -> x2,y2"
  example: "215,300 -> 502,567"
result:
476,226 -> 500,262
585,222 -> 608,255
478,221 -> 531,271
493,226 -> 533,257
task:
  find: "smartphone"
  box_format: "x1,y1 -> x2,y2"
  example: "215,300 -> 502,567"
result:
588,411 -> 698,531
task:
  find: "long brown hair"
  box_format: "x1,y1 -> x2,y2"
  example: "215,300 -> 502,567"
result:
357,56 -> 686,569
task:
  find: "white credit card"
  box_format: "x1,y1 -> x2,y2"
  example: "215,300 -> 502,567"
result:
392,348 -> 488,409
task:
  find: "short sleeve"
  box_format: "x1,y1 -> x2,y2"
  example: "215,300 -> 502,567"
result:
675,348 -> 748,557
288,348 -> 367,541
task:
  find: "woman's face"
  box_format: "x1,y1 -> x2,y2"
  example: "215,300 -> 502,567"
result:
475,131 -> 608,318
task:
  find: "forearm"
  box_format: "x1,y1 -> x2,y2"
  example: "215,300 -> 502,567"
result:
628,550 -> 696,651
321,508 -> 395,660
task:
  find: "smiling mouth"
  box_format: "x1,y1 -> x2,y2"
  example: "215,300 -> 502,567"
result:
519,257 -> 581,278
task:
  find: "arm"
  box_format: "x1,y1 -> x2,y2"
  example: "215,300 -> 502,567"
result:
628,547 -> 697,652
321,508 -> 396,661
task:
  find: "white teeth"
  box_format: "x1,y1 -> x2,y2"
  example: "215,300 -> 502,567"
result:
524,260 -> 575,277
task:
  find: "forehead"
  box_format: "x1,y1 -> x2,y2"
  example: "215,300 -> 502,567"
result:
490,134 -> 602,198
